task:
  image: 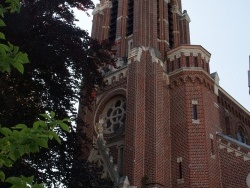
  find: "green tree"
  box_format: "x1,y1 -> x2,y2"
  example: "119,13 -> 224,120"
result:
0,2 -> 72,187
0,0 -> 116,187
0,112 -> 70,188
0,0 -> 29,73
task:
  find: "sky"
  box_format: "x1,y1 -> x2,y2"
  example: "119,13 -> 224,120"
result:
76,0 -> 250,111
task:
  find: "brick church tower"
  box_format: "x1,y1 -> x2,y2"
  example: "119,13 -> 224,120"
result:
81,0 -> 250,187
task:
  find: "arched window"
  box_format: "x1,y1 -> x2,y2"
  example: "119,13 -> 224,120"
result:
236,127 -> 246,143
101,97 -> 126,135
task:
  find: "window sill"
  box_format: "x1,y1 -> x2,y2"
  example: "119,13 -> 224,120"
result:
192,119 -> 200,124
177,178 -> 184,184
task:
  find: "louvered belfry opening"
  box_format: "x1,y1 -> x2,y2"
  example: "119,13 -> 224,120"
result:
157,0 -> 160,39
168,3 -> 174,49
126,0 -> 134,36
109,0 -> 118,41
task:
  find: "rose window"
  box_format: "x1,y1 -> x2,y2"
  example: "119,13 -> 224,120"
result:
103,98 -> 126,134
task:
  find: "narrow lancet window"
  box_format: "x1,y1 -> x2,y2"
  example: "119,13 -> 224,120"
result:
168,4 -> 174,49
109,0 -> 118,41
126,0 -> 134,36
193,104 -> 198,120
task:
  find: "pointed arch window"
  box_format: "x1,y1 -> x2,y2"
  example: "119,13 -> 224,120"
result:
109,0 -> 118,41
168,3 -> 174,49
126,0 -> 134,36
237,126 -> 246,144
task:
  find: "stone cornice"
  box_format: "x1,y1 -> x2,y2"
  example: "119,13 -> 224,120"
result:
103,66 -> 128,86
218,86 -> 250,116
217,133 -> 250,161
168,67 -> 213,82
92,0 -> 112,15
167,45 -> 211,62
157,39 -> 170,45
168,68 -> 214,90
128,46 -> 163,67
168,68 -> 250,116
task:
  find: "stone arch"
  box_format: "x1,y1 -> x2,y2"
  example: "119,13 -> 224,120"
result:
95,88 -> 127,125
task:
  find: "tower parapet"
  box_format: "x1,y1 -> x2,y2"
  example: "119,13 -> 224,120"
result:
166,45 -> 211,73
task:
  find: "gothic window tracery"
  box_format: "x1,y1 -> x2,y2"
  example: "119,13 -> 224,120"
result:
102,97 -> 126,135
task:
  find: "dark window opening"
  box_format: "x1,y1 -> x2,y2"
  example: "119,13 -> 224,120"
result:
130,41 -> 133,49
179,162 -> 183,179
118,147 -> 124,176
157,0 -> 160,38
109,0 -> 118,41
178,58 -> 181,68
237,127 -> 246,143
193,105 -> 198,120
210,138 -> 214,155
206,63 -> 210,72
194,56 -> 198,67
126,0 -> 134,36
202,59 -> 205,69
186,56 -> 190,67
168,4 -> 174,49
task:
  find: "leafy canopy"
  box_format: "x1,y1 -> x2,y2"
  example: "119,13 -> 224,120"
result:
0,0 -> 29,73
0,0 -> 116,187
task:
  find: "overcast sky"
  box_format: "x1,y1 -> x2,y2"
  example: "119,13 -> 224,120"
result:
76,0 -> 250,111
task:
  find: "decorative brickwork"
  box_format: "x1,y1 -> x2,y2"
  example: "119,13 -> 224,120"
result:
79,0 -> 250,187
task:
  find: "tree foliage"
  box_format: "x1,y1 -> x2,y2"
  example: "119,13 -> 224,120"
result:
0,112 -> 70,188
0,0 -> 116,187
0,0 -> 29,73
0,0 -> 116,125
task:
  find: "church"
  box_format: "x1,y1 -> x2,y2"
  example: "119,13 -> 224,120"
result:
80,0 -> 250,187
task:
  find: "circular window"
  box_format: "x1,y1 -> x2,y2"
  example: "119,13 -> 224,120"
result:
102,97 -> 126,135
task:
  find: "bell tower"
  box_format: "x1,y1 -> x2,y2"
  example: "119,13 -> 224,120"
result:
83,0 -> 222,187
91,0 -> 191,59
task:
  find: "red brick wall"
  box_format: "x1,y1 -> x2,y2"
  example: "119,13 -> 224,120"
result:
124,52 -> 146,186
163,77 -> 171,187
169,76 -> 190,187
219,148 -> 250,188
169,71 -> 222,187
202,78 -> 222,187
123,50 -> 167,187
82,0 -> 250,187
218,91 -> 250,143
